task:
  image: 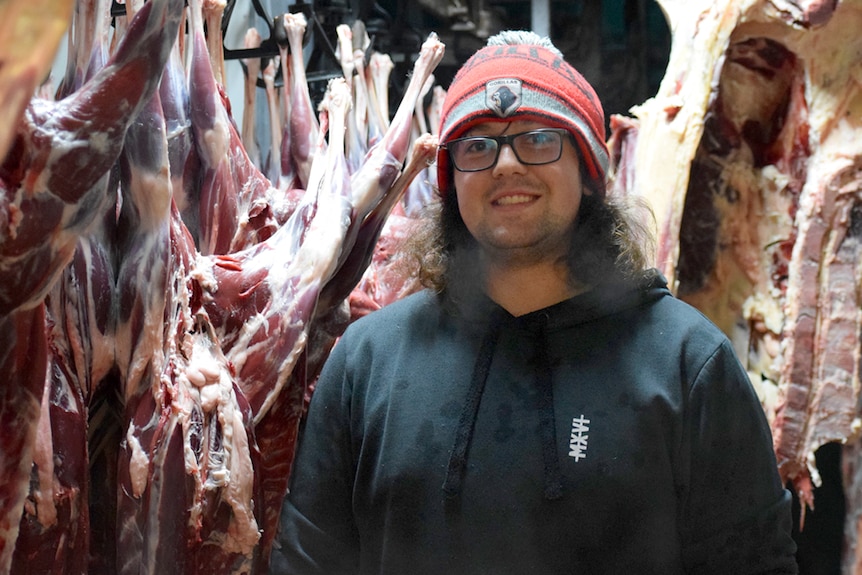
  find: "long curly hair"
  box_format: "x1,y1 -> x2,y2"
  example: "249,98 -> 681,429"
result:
402,167 -> 656,301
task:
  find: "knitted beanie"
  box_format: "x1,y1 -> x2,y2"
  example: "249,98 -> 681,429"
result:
437,32 -> 609,197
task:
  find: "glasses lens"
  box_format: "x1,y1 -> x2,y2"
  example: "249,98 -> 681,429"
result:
446,129 -> 567,172
511,130 -> 563,165
448,137 -> 499,172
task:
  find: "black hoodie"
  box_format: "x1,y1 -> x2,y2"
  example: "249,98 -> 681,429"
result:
272,271 -> 797,574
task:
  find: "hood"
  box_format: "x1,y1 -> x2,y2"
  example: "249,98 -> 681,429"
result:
441,268 -> 670,501
447,267 -> 671,330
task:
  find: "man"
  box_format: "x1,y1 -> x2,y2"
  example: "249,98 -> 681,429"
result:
272,31 -> 798,574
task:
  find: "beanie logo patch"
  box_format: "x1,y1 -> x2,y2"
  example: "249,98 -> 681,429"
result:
485,79 -> 522,118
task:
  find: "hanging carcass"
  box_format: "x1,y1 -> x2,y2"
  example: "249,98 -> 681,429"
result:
0,0 -> 185,571
1,0 -> 445,566
608,0 -> 862,569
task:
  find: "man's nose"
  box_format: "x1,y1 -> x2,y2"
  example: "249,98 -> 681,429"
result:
492,143 -> 526,174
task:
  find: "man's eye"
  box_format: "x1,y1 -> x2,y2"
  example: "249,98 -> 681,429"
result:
522,131 -> 555,147
463,139 -> 494,155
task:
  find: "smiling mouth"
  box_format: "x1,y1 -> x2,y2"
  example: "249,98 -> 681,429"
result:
494,194 -> 536,206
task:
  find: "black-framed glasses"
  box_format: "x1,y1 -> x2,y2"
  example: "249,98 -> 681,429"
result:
442,128 -> 571,172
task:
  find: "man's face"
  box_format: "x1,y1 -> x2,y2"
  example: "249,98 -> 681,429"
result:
452,119 -> 587,266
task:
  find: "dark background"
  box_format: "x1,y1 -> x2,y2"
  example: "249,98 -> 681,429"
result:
284,0 -> 671,130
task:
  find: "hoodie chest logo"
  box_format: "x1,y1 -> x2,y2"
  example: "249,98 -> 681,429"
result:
568,415 -> 590,462
485,79 -> 522,117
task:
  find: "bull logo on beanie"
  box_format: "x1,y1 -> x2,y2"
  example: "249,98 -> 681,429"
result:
485,79 -> 522,118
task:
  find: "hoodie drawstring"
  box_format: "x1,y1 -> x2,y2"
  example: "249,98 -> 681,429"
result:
442,315 -> 502,498
442,313 -> 563,501
535,320 -> 563,500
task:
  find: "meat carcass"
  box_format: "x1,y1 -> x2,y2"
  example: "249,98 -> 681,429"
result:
0,309 -> 50,573
145,44 -> 442,568
15,228 -> 116,574
187,0 -> 282,255
276,26 -> 301,194
608,0 -> 862,564
336,24 -> 367,175
2,0 -> 444,562
368,52 -> 395,134
0,0 -> 182,315
55,0 -> 112,98
162,19 -> 201,250
203,0 -> 228,86
247,36 -> 443,568
111,26 -> 442,574
283,12 -> 321,190
348,135 -> 438,321
0,0 -> 183,569
346,78 -> 445,319
316,36 -> 445,315
240,28 -> 263,171
0,0 -> 73,162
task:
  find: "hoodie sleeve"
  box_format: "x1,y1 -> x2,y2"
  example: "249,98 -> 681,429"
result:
270,341 -> 360,575
679,339 -> 798,574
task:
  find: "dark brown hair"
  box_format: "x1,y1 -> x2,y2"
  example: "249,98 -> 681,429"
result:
402,165 -> 655,298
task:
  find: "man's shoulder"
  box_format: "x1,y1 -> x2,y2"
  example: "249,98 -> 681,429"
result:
637,294 -> 740,371
651,294 -> 727,336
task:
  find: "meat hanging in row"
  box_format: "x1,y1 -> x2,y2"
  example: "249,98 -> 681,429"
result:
0,0 -> 446,570
0,0 -> 185,570
607,0 -> 862,569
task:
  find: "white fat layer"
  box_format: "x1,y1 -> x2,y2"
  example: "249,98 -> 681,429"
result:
127,424 -> 151,498
186,335 -> 223,391
169,315 -> 261,558
33,373 -> 58,528
5,202 -> 22,240
128,167 -> 173,229
115,229 -> 171,402
120,310 -> 167,403
200,384 -> 221,412
189,256 -> 218,293
199,109 -> 231,166
82,260 -> 117,383
219,406 -> 261,555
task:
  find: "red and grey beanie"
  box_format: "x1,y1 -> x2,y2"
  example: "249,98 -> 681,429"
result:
437,32 -> 609,197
